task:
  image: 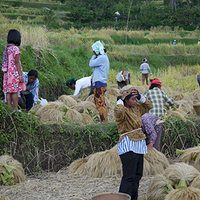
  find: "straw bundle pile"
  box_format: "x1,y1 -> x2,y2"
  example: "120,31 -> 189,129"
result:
85,95 -> 111,109
163,163 -> 200,188
65,108 -> 83,125
68,95 -> 82,103
0,155 -> 25,186
135,86 -> 146,94
183,89 -> 200,105
176,146 -> 200,171
174,100 -> 193,114
162,86 -> 173,95
71,101 -> 97,113
68,146 -> 169,178
67,145 -> 122,178
29,104 -> 42,115
106,87 -> 119,97
167,110 -> 186,121
144,148 -> 170,176
147,162 -> 200,200
164,187 -> 200,200
147,174 -> 174,200
81,113 -> 94,125
83,145 -> 122,178
58,95 -> 77,107
190,175 -> 200,189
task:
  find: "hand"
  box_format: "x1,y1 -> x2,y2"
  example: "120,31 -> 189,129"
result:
136,90 -> 141,100
19,76 -> 24,83
147,143 -> 154,151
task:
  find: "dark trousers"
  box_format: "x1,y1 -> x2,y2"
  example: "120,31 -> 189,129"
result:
119,151 -> 144,200
18,93 -> 34,111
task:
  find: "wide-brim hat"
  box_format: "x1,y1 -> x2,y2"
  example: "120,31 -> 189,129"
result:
120,85 -> 135,100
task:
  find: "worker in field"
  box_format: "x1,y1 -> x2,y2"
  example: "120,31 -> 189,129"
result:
143,78 -> 174,117
173,40 -> 176,45
139,58 -> 152,85
198,39 -> 200,45
116,71 -> 131,89
66,76 -> 92,98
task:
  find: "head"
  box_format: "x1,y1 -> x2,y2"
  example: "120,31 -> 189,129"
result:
120,85 -> 137,108
92,41 -> 105,55
149,78 -> 162,89
66,77 -> 76,90
143,58 -> 147,63
28,70 -> 38,84
7,29 -> 21,46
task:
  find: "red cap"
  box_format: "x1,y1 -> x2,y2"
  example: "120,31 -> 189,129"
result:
150,79 -> 162,88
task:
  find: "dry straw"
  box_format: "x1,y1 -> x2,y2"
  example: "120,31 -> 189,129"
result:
81,113 -> 94,125
164,187 -> 200,200
71,101 -> 97,114
65,108 -> 83,125
174,100 -> 193,114
163,162 -> 200,188
0,194 -> 10,200
190,175 -> 200,189
147,174 -> 174,200
58,95 -> 77,107
177,146 -> 200,167
144,148 -> 170,176
68,95 -> 82,103
0,155 -> 25,185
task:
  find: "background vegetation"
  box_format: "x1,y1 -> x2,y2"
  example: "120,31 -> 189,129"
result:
0,0 -> 200,173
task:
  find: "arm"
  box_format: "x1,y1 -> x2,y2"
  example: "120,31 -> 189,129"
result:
15,54 -> 24,83
148,65 -> 152,74
138,95 -> 153,115
162,91 -> 174,107
114,99 -> 125,123
73,83 -> 81,98
33,79 -> 39,105
139,64 -> 143,72
89,55 -> 104,68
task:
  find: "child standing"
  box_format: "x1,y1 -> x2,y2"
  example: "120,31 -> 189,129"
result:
114,85 -> 153,200
2,29 -> 26,109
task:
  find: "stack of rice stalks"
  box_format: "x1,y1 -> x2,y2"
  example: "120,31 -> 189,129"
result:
0,155 -> 25,186
0,194 -> 10,200
67,146 -> 169,178
176,146 -> 200,171
29,96 -> 96,125
147,162 -> 200,200
183,88 -> 200,106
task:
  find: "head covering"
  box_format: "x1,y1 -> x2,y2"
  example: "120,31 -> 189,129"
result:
66,77 -> 76,86
116,71 -> 130,82
92,41 -> 105,55
120,85 -> 135,100
149,78 -> 162,89
142,58 -> 147,62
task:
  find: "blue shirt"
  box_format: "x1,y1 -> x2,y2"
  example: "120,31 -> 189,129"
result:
89,54 -> 109,88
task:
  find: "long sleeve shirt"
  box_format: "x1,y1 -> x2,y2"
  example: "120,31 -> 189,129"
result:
115,95 -> 153,155
140,63 -> 152,74
89,54 -> 109,88
143,87 -> 174,117
74,76 -> 91,98
23,72 -> 39,105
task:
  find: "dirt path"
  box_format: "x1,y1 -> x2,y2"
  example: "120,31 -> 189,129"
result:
0,170 -> 153,200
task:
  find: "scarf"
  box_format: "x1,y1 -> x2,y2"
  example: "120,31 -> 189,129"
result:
91,41 -> 105,55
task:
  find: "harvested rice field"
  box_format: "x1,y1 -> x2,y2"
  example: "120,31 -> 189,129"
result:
0,170 -> 153,200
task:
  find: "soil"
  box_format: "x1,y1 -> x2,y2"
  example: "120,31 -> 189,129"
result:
0,168 -> 153,200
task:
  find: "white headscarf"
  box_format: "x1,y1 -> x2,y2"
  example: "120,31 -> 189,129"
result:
92,40 -> 105,55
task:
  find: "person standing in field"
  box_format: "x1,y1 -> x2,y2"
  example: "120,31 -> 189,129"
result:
18,70 -> 39,111
197,74 -> 200,86
173,40 -> 177,45
89,41 -> 109,123
2,29 -> 26,109
198,39 -> 200,45
114,85 -> 153,200
66,76 -> 92,98
139,58 -> 152,85
143,78 -> 174,117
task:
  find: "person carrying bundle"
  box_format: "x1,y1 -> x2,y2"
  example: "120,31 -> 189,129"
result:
114,85 -> 153,200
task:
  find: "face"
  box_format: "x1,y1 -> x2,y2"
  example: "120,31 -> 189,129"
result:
28,75 -> 36,84
124,96 -> 136,108
68,84 -> 75,90
93,51 -> 98,56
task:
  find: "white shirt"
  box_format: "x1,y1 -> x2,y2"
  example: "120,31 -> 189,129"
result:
74,76 -> 91,98
140,63 -> 152,74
